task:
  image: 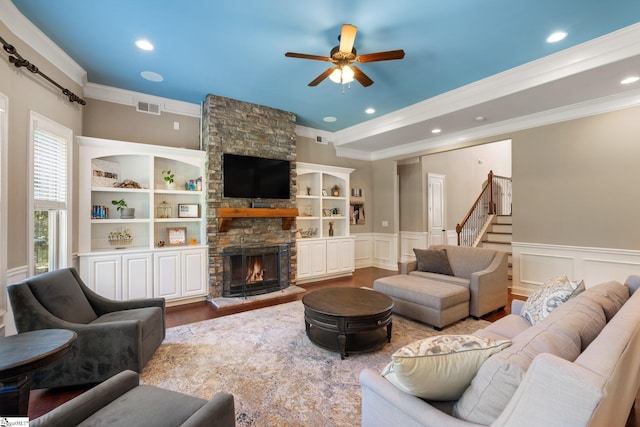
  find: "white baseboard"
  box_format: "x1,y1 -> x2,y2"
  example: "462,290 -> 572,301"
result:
511,242 -> 640,296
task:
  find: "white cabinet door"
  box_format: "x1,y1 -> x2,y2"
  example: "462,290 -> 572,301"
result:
181,248 -> 207,297
310,240 -> 327,276
326,240 -> 341,274
297,240 -> 312,279
154,251 -> 181,299
326,238 -> 354,274
80,255 -> 121,300
339,238 -> 355,273
297,240 -> 327,279
122,253 -> 153,300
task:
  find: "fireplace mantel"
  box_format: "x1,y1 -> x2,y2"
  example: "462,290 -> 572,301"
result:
217,207 -> 299,232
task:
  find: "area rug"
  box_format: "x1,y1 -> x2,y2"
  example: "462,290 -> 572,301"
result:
141,300 -> 490,427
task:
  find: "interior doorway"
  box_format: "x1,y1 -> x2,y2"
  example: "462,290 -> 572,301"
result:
427,173 -> 446,245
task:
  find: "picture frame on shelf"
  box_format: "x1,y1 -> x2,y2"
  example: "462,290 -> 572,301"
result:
178,203 -> 200,218
167,227 -> 187,246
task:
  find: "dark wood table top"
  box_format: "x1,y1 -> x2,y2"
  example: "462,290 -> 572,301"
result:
0,329 -> 77,380
302,287 -> 393,317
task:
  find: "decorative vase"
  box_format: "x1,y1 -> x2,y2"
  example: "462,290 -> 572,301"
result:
328,222 -> 334,236
120,208 -> 135,219
165,181 -> 176,190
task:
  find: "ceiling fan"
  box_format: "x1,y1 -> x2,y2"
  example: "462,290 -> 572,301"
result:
285,24 -> 405,87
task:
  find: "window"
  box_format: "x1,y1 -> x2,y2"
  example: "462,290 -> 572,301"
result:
29,112 -> 72,275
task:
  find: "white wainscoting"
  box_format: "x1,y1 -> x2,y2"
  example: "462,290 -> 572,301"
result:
4,265 -> 29,336
446,230 -> 458,245
398,230 -> 458,263
353,233 -> 373,269
512,242 -> 640,296
353,233 -> 399,271
399,231 -> 428,263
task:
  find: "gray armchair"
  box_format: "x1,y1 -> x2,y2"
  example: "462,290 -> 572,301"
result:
31,370 -> 235,427
7,267 -> 165,389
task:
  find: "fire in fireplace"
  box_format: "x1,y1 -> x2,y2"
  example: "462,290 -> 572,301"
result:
222,244 -> 290,297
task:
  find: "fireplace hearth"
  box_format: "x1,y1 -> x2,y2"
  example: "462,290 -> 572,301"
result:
222,244 -> 290,297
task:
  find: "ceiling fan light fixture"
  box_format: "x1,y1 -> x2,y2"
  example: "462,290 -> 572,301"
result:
329,65 -> 355,84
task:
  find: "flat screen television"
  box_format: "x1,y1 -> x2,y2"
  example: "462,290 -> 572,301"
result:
223,153 -> 290,199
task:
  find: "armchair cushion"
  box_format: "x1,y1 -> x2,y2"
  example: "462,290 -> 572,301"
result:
31,370 -> 236,427
27,268 -> 98,324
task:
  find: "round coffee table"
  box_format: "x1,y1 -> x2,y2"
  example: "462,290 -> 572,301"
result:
302,287 -> 393,359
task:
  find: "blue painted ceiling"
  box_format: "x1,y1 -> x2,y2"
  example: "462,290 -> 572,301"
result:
9,0 -> 640,136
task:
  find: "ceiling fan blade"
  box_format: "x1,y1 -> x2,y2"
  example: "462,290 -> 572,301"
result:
357,50 -> 405,63
285,52 -> 333,62
351,66 -> 374,87
339,24 -> 358,53
308,68 -> 335,86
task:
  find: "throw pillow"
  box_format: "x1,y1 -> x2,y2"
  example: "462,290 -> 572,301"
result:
413,248 -> 454,276
381,334 -> 511,401
520,275 -> 585,325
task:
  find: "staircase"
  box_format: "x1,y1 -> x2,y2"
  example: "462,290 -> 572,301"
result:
479,215 -> 513,280
456,171 -> 513,281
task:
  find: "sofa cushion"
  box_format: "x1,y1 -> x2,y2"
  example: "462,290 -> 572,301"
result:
27,269 -> 98,324
408,270 -> 471,288
432,245 -> 497,280
473,314 -> 532,341
520,275 -> 585,325
453,317 -> 582,424
382,334 -> 511,401
413,248 -> 454,276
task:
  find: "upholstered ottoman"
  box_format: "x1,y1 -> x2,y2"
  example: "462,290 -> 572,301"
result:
373,275 -> 470,329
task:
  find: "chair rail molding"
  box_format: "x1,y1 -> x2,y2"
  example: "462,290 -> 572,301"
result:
511,242 -> 640,296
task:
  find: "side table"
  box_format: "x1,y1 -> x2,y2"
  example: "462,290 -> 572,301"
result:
0,329 -> 77,417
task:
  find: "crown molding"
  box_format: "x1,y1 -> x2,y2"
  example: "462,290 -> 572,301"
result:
84,83 -> 201,118
332,22 -> 640,148
336,88 -> 640,161
0,2 -> 87,86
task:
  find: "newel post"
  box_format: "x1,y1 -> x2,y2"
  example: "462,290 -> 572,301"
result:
488,170 -> 495,215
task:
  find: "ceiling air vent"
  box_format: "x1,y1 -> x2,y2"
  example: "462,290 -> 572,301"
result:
136,101 -> 161,115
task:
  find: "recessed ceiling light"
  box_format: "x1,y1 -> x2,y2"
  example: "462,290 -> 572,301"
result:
621,76 -> 640,85
546,31 -> 567,43
475,116 -> 486,122
431,128 -> 442,134
135,39 -> 154,51
365,108 -> 376,114
140,71 -> 163,82
323,116 -> 337,123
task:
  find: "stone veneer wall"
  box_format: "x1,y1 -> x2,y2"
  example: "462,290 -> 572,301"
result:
201,94 -> 297,298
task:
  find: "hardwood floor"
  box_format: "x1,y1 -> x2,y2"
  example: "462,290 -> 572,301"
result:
26,267 -> 638,426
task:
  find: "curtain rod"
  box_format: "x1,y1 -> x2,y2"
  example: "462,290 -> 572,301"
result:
1,34 -> 85,105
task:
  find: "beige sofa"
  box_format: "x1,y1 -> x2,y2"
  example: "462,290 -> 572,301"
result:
360,276 -> 640,427
397,245 -> 509,318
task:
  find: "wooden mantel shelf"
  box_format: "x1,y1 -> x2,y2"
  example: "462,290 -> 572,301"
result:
217,207 -> 299,232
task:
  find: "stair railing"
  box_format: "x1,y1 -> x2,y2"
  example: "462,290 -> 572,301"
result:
456,171 -> 512,246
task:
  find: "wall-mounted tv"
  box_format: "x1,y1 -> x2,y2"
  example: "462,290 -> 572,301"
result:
223,153 -> 291,199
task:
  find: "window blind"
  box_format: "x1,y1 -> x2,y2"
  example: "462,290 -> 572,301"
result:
33,128 -> 67,210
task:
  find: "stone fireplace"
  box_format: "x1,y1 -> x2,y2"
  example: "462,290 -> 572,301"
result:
201,94 -> 297,298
